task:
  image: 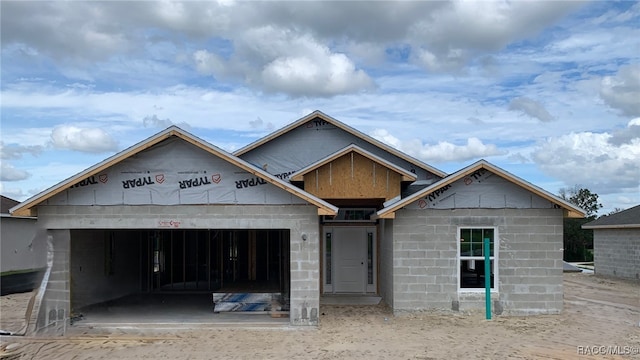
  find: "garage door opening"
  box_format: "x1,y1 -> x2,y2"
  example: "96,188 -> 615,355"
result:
148,229 -> 290,295
70,229 -> 290,324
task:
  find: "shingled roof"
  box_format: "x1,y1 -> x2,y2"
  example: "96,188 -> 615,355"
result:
582,205 -> 640,229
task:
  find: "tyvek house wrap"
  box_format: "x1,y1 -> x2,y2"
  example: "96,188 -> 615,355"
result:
404,168 -> 556,210
45,137 -> 308,206
239,119 -> 442,184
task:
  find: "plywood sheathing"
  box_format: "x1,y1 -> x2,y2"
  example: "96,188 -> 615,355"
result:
302,151 -> 406,201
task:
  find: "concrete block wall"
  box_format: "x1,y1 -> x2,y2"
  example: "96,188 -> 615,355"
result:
378,219 -> 394,308
594,229 -> 640,280
495,208 -> 564,315
392,208 -> 564,316
36,204 -> 321,327
34,229 -> 70,336
392,209 -> 458,313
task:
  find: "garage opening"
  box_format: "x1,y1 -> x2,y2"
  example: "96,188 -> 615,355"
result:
147,229 -> 289,294
70,229 -> 290,324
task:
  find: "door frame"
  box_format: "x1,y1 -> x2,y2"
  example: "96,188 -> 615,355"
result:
322,225 -> 377,294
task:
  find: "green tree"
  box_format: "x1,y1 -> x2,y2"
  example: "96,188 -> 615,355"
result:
559,186 -> 602,262
559,185 -> 603,218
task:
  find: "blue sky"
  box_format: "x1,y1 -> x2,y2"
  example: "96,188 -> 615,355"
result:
1,1 -> 638,215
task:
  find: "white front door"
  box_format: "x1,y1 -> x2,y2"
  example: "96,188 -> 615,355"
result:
324,226 -> 376,294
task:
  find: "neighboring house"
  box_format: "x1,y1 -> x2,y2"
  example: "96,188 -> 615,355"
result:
1,195 -> 44,295
10,111 -> 585,335
582,205 -> 640,280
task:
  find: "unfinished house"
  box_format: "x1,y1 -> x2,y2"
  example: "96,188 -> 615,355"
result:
10,111 -> 585,335
582,205 -> 640,280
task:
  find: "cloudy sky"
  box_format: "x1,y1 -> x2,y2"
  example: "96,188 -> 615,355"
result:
1,1 -> 638,215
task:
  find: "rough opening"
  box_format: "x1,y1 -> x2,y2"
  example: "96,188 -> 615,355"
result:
70,229 -> 290,322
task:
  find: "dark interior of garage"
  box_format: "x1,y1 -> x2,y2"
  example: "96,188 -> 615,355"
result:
69,229 -> 290,324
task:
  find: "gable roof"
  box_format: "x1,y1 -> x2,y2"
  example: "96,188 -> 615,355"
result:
289,144 -> 418,182
373,159 -> 586,219
233,110 -> 447,179
10,126 -> 338,217
582,205 -> 640,229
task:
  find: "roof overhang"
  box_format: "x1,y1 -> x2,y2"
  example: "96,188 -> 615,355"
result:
10,126 -> 338,217
234,110 -> 447,179
582,224 -> 640,230
289,144 -> 418,182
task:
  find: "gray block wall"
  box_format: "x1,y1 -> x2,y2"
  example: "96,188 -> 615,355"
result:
392,208 -> 564,316
378,219 -> 394,308
35,204 -> 321,332
594,228 -> 640,280
33,229 -> 70,336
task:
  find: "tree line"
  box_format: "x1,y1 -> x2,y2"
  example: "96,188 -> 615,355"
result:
558,185 -> 619,262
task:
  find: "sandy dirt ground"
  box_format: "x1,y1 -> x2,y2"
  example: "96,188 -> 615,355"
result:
1,273 -> 639,359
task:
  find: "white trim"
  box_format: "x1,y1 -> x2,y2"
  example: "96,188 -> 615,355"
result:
457,226 -> 499,293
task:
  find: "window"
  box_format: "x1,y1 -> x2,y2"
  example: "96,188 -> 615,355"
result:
459,228 -> 496,290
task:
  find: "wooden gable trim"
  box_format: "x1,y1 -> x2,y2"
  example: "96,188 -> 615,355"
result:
290,144 -> 417,182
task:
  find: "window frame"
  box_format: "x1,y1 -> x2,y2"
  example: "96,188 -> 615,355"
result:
457,227 -> 498,292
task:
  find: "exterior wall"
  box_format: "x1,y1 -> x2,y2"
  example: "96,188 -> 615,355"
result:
392,208 -> 564,316
0,216 -> 44,273
594,228 -> 640,280
378,218 -> 394,308
33,229 -> 70,336
34,204 -> 321,332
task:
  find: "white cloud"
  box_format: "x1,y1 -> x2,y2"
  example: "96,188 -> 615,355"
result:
194,26 -> 375,97
193,50 -> 228,78
50,125 -> 119,153
609,118 -> 640,145
408,1 -> 583,72
142,114 -> 190,130
248,117 -> 274,132
600,64 -> 640,117
0,1 -> 585,95
261,52 -> 374,97
0,161 -> 30,181
508,97 -> 555,122
371,129 -> 505,163
533,128 -> 640,195
0,142 -> 43,160
0,182 -> 30,201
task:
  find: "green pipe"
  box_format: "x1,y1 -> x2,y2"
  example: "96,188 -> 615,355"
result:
484,237 -> 492,320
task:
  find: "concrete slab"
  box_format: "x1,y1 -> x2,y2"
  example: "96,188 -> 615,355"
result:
71,293 -> 289,332
320,295 -> 382,305
563,262 -> 583,273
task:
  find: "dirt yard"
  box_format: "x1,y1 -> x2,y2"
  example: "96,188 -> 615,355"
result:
1,273 -> 639,359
